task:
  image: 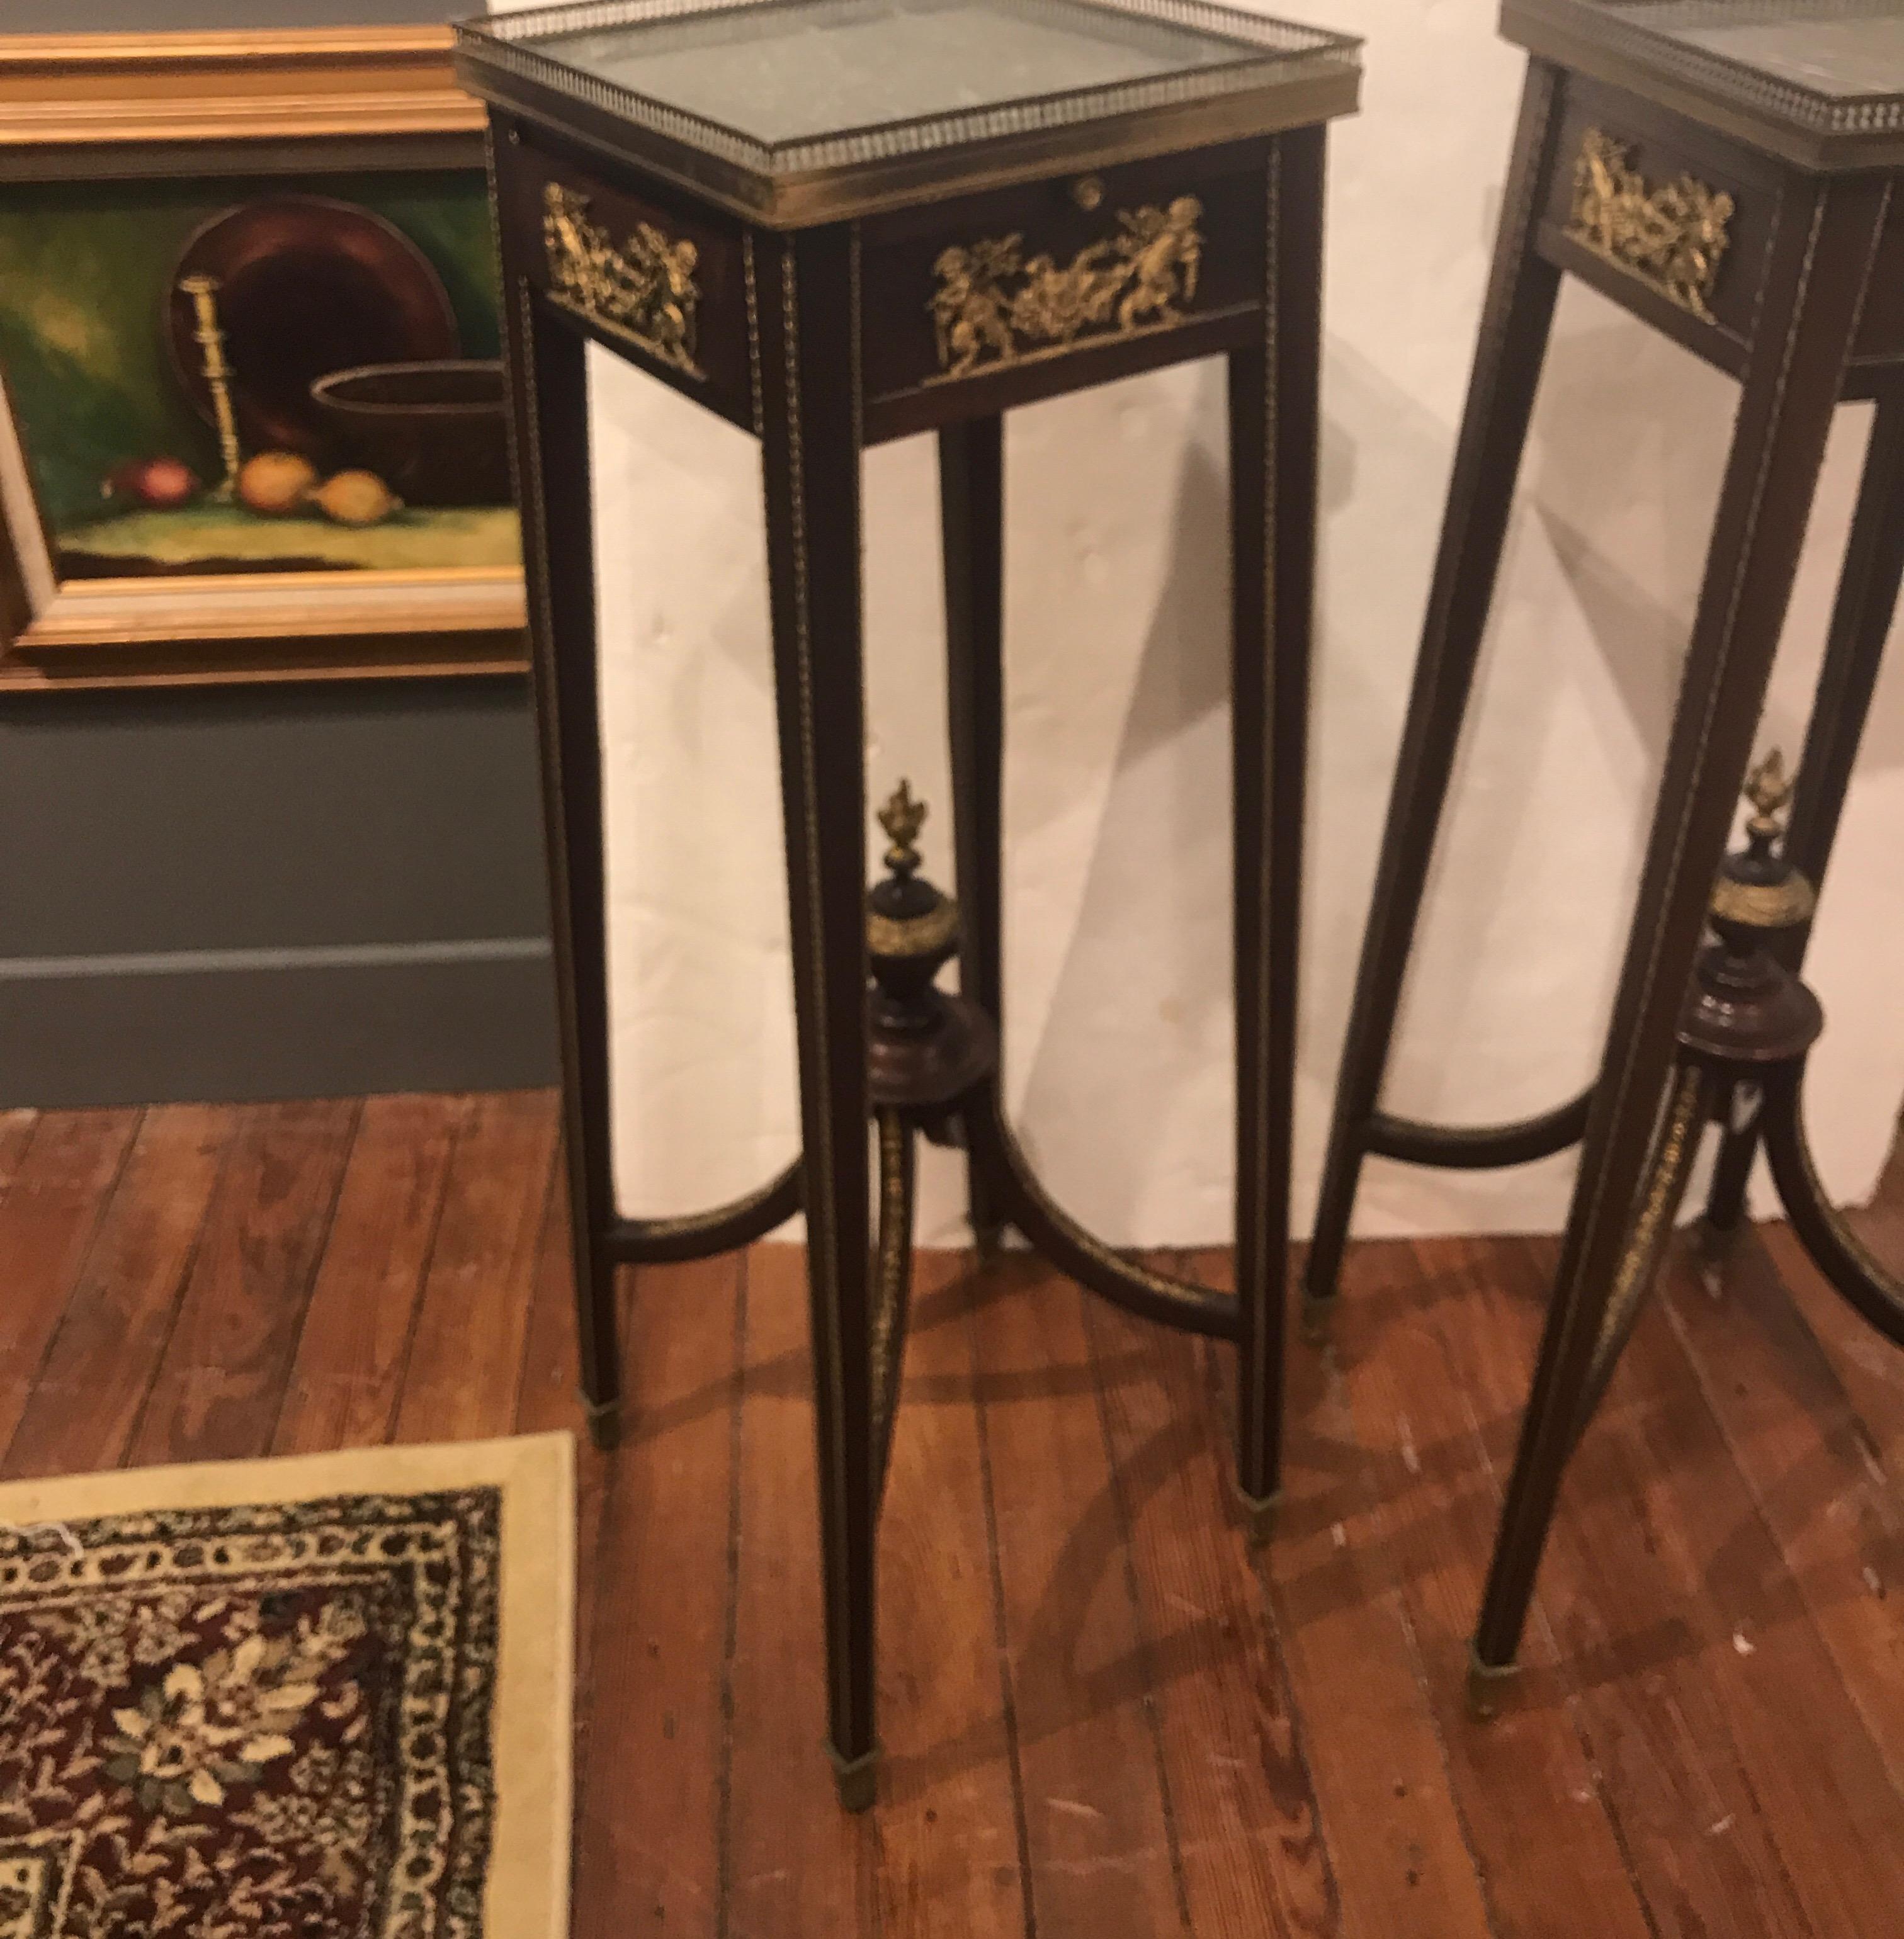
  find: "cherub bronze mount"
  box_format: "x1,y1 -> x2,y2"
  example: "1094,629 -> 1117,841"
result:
1567,125 -> 1735,321
928,195 -> 1205,380
541,181 -> 702,375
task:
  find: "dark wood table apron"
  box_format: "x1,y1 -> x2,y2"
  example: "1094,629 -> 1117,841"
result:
1301,0 -> 1904,1706
456,0 -> 1359,1807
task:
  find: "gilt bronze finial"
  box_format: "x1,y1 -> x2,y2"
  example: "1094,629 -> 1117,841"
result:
878,780 -> 927,879
1708,747 -> 1814,934
1744,749 -> 1793,841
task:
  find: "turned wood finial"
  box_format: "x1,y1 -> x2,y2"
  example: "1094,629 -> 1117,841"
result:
878,780 -> 926,879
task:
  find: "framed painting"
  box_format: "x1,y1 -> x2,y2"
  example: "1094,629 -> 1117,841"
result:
0,27 -> 528,687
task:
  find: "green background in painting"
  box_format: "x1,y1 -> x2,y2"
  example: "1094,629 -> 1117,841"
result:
0,169 -> 499,534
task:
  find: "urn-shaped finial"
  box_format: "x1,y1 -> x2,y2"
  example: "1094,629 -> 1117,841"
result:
1709,750 -> 1815,938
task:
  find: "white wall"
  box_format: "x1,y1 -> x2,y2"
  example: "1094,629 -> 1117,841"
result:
492,0 -> 1904,1248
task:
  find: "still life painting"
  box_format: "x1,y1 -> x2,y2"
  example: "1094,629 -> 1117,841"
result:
0,23 -> 524,682
0,167 -> 519,588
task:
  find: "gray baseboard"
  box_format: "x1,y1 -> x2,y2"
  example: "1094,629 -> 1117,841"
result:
0,939 -> 557,1109
1,677 -> 558,1107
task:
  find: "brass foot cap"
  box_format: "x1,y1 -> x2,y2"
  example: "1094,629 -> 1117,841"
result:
829,1743 -> 880,1814
1300,1295 -> 1335,1346
1692,1218 -> 1747,1297
1466,1646 -> 1520,1722
1235,1487 -> 1281,1548
582,1397 -> 621,1453
1696,1213 -> 1745,1257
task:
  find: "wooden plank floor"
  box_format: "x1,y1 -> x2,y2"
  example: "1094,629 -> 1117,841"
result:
3,1089 -> 1902,1938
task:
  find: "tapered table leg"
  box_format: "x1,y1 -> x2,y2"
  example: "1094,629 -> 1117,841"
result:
499,268 -> 624,1450
941,416 -> 1007,1256
1224,125 -> 1325,1530
751,227 -> 881,1809
1305,61 -> 1566,1322
1473,171 -> 1894,1684
1703,387 -> 1904,1236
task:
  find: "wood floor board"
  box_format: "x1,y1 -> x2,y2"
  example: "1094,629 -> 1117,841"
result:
1762,1138 -> 1904,1476
1085,1286 -> 1337,1939
1764,1221 -> 1904,1474
569,1254 -> 742,1939
390,1090 -> 558,1444
968,1256 -> 1191,1938
0,1109 -> 141,1439
1598,1245 -> 1904,1937
5,1104 -> 233,1479
516,1187 -> 613,1697
1460,1236 -> 1828,1938
273,1092 -> 468,1454
1322,1234 -> 1657,1939
514,1186 -> 586,1443
1187,1249 -> 1499,1939
725,1242 -> 881,1939
127,1098 -> 360,1467
2,1086 -> 1901,1939
872,1250 -> 1029,1939
0,1109 -> 39,1202
1662,1233 -> 1904,1795
514,1186 -> 615,1936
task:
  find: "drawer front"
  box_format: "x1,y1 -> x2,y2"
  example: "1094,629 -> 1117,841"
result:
493,121 -> 752,427
857,142 -> 1269,412
1539,80 -> 1781,356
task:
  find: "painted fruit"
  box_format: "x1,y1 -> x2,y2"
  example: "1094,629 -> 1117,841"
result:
237,451 -> 319,516
311,470 -> 401,528
103,456 -> 200,509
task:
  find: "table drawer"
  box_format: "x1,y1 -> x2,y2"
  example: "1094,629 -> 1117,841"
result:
857,140 -> 1269,416
494,122 -> 753,427
1538,79 -> 1782,358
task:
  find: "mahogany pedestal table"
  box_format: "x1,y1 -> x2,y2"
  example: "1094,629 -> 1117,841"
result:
456,0 -> 1360,1807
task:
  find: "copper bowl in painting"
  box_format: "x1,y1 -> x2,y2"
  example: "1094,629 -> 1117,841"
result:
309,360 -> 513,507
169,196 -> 460,462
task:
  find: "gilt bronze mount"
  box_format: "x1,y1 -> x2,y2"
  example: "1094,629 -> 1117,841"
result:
927,195 -> 1206,380
541,181 -> 703,373
1565,125 -> 1734,320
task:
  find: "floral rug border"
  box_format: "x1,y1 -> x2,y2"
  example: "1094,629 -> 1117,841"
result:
0,1435 -> 574,1939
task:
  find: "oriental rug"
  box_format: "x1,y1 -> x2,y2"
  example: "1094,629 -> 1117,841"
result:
0,1433 -> 573,1939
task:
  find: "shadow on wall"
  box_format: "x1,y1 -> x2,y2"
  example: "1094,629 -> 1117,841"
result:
1008,322 -> 1679,1245
1533,295 -> 1904,813
1014,363 -> 1236,1244
1011,273 -> 1904,1246
587,285 -> 1904,1248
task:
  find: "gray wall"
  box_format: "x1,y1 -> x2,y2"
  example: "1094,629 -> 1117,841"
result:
0,682 -> 557,1107
3,1 -> 557,1110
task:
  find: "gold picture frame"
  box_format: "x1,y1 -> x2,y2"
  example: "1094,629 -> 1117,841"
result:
0,28 -> 527,690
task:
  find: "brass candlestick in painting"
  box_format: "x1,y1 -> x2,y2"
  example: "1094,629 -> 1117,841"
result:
177,273 -> 242,499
